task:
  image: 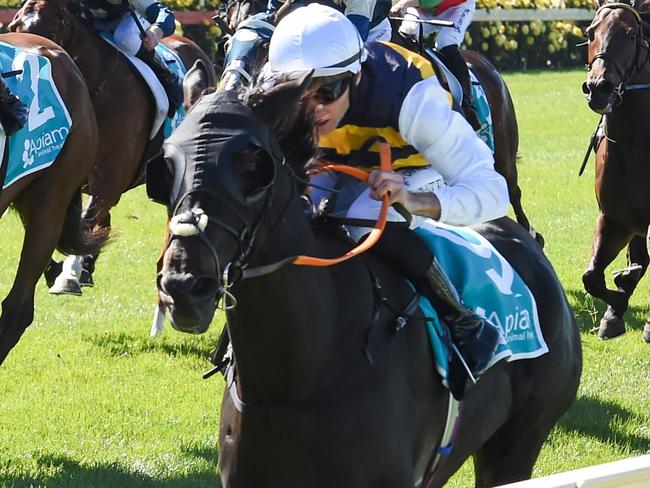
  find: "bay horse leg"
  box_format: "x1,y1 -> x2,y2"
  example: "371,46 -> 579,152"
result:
617,233 -> 650,343
582,212 -> 634,339
0,188 -> 72,364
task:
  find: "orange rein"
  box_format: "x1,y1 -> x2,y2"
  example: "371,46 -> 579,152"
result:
294,142 -> 392,267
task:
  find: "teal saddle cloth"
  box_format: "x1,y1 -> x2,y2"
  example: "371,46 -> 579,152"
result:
98,32 -> 188,139
0,41 -> 72,189
414,221 -> 548,385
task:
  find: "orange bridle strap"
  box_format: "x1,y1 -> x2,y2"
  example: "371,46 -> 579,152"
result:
293,142 -> 392,267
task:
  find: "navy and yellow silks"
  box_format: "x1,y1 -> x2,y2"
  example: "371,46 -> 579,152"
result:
318,41 -> 453,171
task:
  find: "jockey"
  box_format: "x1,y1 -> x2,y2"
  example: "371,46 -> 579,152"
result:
221,0 -> 391,89
80,0 -> 183,116
265,4 -> 509,385
0,78 -> 28,136
391,0 -> 480,129
266,0 -> 392,42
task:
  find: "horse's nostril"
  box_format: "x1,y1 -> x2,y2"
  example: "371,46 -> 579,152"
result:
596,79 -> 614,95
582,82 -> 591,95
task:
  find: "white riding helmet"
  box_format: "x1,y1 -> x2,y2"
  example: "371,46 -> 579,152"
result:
268,4 -> 366,78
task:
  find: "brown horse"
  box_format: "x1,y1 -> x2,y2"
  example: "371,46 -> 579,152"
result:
581,0 -> 650,343
9,0 -> 216,293
0,32 -> 107,365
151,77 -> 581,488
214,4 -> 543,247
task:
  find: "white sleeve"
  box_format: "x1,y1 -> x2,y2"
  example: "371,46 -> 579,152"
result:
398,76 -> 509,226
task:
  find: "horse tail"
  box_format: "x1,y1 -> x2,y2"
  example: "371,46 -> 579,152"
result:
56,189 -> 110,256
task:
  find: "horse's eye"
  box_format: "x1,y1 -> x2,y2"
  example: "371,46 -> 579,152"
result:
586,29 -> 594,42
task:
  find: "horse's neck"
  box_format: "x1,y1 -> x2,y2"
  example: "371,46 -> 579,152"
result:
606,96 -> 650,138
227,198 -> 370,406
64,17 -> 120,92
606,63 -> 650,135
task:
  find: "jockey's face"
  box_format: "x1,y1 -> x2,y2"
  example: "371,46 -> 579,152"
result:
313,84 -> 351,136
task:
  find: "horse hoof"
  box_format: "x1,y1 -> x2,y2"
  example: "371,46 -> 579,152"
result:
43,260 -> 63,288
79,269 -> 94,287
643,322 -> 650,343
598,313 -> 626,339
49,278 -> 82,296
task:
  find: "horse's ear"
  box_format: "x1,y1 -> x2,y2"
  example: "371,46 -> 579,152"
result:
183,59 -> 213,112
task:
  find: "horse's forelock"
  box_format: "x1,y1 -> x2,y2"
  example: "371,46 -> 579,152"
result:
244,75 -> 316,177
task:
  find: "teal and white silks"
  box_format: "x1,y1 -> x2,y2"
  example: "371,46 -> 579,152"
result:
0,41 -> 71,189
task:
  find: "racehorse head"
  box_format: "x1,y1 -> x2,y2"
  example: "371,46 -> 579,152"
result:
9,0 -> 77,46
150,75 -> 316,333
582,0 -> 650,113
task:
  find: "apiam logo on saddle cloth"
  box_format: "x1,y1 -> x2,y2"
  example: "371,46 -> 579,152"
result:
0,41 -> 71,189
414,221 -> 549,383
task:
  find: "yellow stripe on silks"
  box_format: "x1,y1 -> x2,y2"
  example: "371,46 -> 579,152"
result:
319,42 -> 454,171
319,125 -> 429,169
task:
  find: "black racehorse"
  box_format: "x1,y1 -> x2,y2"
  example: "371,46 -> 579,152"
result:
150,75 -> 581,487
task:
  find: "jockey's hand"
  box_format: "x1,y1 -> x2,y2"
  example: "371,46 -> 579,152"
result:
368,170 -> 409,206
368,170 -> 442,220
390,0 -> 421,15
143,25 -> 164,50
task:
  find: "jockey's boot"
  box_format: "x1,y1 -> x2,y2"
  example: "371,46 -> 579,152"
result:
423,257 -> 501,378
371,226 -> 499,380
438,45 -> 481,131
0,78 -> 28,135
136,46 -> 184,117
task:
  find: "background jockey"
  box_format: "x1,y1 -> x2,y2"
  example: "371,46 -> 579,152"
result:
265,4 -> 509,387
221,0 -> 391,88
81,0 -> 183,116
391,0 -> 480,129
267,0 -> 392,42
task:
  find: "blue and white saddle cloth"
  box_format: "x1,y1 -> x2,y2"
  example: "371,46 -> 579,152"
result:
98,32 -> 188,140
0,41 -> 71,190
414,221 -> 548,385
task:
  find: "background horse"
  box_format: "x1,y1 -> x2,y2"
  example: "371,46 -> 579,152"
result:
0,32 -> 107,365
152,77 -> 581,486
9,0 -> 216,293
581,0 -> 650,342
214,3 -> 543,247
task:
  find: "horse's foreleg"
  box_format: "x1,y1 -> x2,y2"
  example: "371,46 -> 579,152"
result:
0,200 -> 68,364
582,212 -> 634,339
613,235 -> 649,296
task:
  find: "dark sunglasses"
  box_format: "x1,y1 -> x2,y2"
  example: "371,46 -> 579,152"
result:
313,75 -> 353,104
